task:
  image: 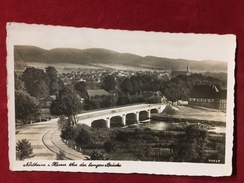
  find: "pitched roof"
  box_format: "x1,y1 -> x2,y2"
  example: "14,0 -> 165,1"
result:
189,85 -> 219,99
86,89 -> 110,98
40,95 -> 56,101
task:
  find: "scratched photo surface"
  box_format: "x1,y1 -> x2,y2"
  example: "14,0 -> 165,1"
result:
7,23 -> 236,176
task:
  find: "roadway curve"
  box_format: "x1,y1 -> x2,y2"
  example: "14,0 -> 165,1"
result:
16,118 -> 88,160
16,119 -> 58,160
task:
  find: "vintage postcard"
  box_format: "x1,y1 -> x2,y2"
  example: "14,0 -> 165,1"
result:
7,23 -> 236,176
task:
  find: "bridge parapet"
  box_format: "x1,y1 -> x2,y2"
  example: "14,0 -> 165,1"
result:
77,104 -> 166,128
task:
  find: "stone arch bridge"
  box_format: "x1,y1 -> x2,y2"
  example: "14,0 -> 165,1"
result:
76,104 -> 166,128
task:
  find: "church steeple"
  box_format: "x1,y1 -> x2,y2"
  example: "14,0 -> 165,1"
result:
186,62 -> 190,76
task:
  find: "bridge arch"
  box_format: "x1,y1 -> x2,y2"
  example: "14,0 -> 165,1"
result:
91,119 -> 107,128
151,108 -> 158,113
110,116 -> 123,127
126,113 -> 137,125
139,110 -> 149,121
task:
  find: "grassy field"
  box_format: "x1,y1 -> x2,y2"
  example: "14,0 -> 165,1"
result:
155,105 -> 226,123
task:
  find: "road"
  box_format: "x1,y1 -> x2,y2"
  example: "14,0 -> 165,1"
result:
16,118 -> 89,160
16,119 -> 58,160
15,104 -> 165,160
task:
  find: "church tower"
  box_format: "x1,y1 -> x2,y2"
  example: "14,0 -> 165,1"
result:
186,63 -> 190,76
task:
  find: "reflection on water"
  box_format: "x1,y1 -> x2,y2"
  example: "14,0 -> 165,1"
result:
208,127 -> 226,133
140,120 -> 169,131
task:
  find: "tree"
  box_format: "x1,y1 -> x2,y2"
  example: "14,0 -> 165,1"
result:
172,124 -> 208,162
161,73 -> 225,103
50,86 -> 82,125
21,67 -> 50,98
45,66 -> 58,79
85,97 -> 101,110
57,115 -> 76,140
74,81 -> 87,95
16,139 -> 33,160
101,75 -> 116,91
117,93 -> 132,105
60,125 -> 75,141
15,90 -> 40,124
58,115 -> 69,130
45,66 -> 64,95
100,95 -> 117,108
74,127 -> 92,147
130,76 -> 141,94
15,72 -> 25,91
120,78 -> 133,94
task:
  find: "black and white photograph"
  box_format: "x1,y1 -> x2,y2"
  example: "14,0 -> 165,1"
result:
7,23 -> 235,176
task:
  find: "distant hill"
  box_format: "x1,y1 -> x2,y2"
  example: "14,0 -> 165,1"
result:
14,45 -> 141,65
14,45 -> 227,72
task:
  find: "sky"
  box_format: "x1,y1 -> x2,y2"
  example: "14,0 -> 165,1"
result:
7,23 -> 236,62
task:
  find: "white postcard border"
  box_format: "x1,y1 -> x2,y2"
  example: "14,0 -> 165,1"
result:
7,23 -> 236,176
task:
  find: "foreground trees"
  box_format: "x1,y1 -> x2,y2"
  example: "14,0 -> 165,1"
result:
16,139 -> 33,160
21,67 -> 63,98
21,67 -> 50,98
45,66 -> 64,95
15,90 -> 40,124
58,120 -> 224,163
172,124 -> 209,162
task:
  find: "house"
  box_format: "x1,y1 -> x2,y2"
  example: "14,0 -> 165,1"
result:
39,95 -> 56,108
81,89 -> 111,99
142,91 -> 166,103
188,85 -> 227,109
218,90 -> 227,109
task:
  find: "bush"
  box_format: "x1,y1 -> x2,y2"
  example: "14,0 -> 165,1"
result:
60,125 -> 75,140
162,105 -> 176,115
74,128 -> 92,147
146,96 -> 161,104
104,140 -> 116,153
16,139 -> 33,160
57,115 -> 69,130
130,95 -> 144,104
136,145 -> 153,157
56,150 -> 66,160
115,130 -> 131,142
89,150 -> 106,160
